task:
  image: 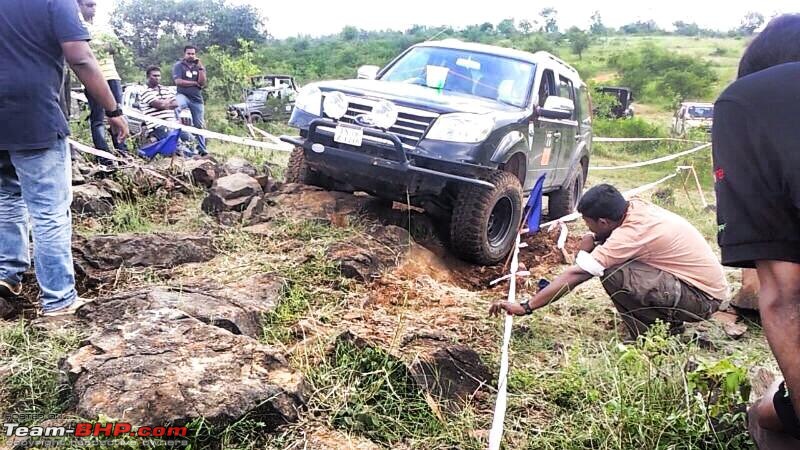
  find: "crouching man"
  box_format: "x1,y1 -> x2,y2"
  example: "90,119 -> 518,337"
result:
490,184 -> 728,339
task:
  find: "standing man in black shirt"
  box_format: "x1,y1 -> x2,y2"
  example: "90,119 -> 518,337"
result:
712,14 -> 800,449
172,45 -> 208,155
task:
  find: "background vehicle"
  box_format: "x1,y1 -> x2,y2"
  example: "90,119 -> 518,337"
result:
595,86 -> 634,118
671,101 -> 714,137
227,85 -> 297,123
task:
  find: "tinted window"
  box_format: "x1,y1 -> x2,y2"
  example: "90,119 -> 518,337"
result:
537,69 -> 556,107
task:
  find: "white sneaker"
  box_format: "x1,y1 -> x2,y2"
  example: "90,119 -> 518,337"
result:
40,297 -> 94,317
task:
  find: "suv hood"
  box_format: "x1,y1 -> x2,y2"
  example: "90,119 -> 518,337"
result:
313,79 -> 526,115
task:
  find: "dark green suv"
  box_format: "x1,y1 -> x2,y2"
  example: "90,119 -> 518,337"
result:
282,40 -> 593,264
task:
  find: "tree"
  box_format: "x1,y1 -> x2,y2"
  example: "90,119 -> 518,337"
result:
112,0 -> 265,65
608,44 -> 718,104
539,8 -> 559,34
589,11 -> 607,35
566,27 -> 591,60
738,12 -> 765,35
518,20 -> 533,35
619,20 -> 663,35
497,19 -> 517,38
673,21 -> 701,36
341,26 -> 359,41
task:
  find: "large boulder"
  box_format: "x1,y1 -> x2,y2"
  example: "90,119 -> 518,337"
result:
212,172 -> 263,200
77,274 -> 284,338
60,273 -> 303,429
326,224 -> 412,282
62,316 -> 304,428
73,233 -> 216,272
182,158 -> 222,188
202,173 -> 263,215
222,156 -> 258,177
71,183 -> 113,216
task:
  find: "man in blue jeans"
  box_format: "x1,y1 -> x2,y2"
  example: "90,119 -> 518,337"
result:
172,45 -> 208,155
0,0 -> 129,316
76,0 -> 128,161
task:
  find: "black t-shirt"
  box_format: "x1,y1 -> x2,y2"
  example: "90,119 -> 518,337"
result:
172,60 -> 204,104
0,0 -> 90,151
712,62 -> 800,267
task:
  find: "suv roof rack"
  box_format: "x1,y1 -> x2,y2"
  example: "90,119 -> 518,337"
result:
533,51 -> 580,76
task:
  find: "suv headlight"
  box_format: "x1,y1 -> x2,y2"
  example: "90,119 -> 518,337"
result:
322,91 -> 348,119
295,85 -> 322,116
426,113 -> 495,143
370,100 -> 398,129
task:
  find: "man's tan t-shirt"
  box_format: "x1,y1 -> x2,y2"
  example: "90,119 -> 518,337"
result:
577,198 -> 729,300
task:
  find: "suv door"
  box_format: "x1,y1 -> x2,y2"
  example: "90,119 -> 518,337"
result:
553,75 -> 579,183
529,68 -> 564,190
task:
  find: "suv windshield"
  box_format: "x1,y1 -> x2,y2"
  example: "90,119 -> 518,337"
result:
687,106 -> 713,119
381,46 -> 535,108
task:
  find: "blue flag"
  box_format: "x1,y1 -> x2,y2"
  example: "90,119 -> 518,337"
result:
523,174 -> 547,233
138,129 -> 180,159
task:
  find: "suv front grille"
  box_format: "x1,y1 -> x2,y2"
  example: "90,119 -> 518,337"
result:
327,96 -> 439,150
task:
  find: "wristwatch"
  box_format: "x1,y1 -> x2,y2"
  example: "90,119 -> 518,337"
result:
519,300 -> 534,315
105,105 -> 124,118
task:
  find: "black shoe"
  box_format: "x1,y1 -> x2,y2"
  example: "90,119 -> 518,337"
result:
0,279 -> 22,299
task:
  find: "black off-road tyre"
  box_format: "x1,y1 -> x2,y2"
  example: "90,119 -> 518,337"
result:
285,146 -> 331,187
450,171 -> 523,265
548,166 -> 585,219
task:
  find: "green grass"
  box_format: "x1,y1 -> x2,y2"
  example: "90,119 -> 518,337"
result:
0,321 -> 84,426
507,325 -> 753,449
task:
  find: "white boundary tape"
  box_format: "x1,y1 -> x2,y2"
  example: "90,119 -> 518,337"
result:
68,138 -> 128,163
589,143 -> 711,171
594,137 -> 705,143
488,234 -> 520,450
487,169 -> 683,449
122,108 -> 293,152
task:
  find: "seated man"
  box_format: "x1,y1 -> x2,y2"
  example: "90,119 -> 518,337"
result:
139,65 -> 196,153
490,184 -> 729,339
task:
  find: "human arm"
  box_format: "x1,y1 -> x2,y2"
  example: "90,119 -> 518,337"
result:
489,265 -> 594,316
150,98 -> 179,110
172,62 -> 200,88
196,59 -> 207,88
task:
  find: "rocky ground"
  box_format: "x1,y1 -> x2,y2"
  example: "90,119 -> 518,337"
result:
0,151 -> 768,449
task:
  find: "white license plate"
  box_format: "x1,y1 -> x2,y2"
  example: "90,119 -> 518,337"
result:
334,125 -> 363,147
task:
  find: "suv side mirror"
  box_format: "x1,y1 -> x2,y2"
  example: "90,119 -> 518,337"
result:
538,96 -> 574,120
357,65 -> 380,80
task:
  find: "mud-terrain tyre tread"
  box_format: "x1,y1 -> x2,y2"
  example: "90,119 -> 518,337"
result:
548,167 -> 585,220
285,146 -> 334,189
450,171 -> 523,265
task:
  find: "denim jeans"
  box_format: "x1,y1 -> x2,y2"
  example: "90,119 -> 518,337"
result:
175,94 -> 207,153
0,139 -> 77,311
87,79 -> 127,155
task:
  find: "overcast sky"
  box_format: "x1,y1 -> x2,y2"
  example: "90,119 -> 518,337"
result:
98,0 -> 799,39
